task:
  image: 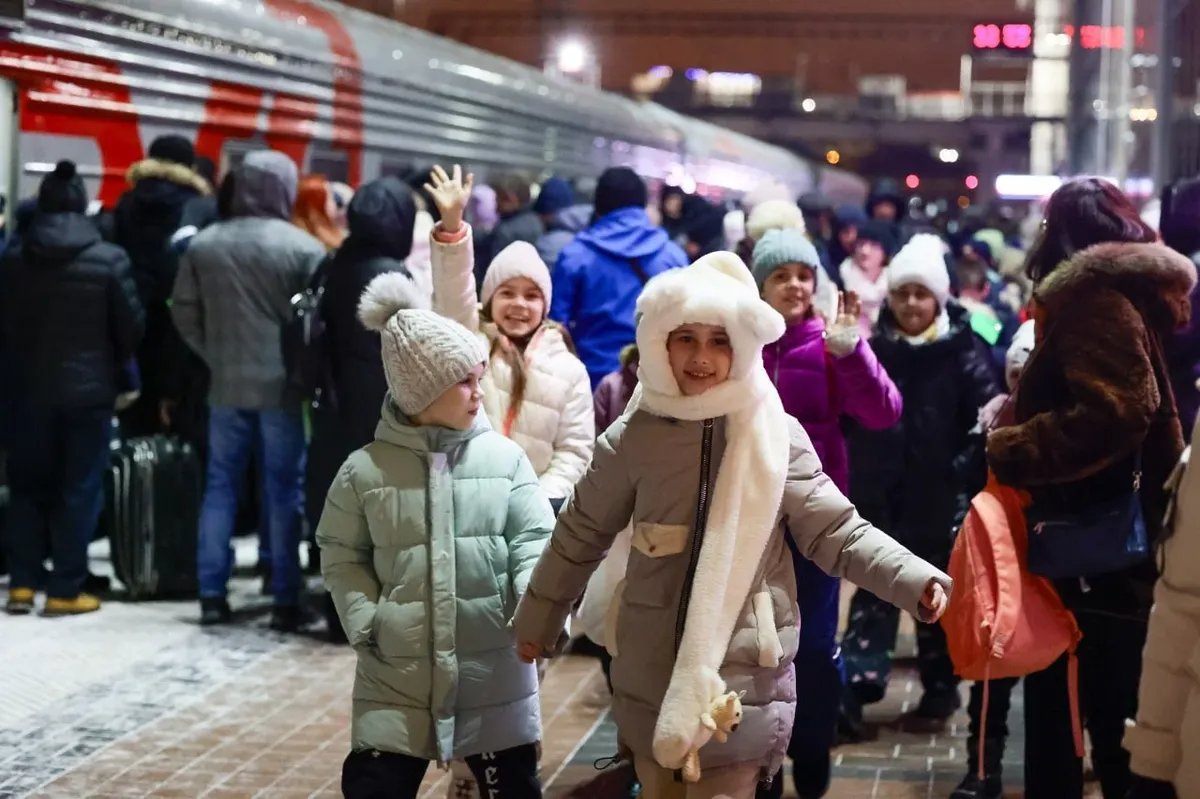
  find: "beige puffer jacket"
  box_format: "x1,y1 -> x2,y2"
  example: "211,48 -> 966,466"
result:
514,409 -> 949,777
1124,416 -> 1200,796
431,226 -> 594,499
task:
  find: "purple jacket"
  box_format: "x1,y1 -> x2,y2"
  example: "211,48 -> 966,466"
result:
593,360 -> 638,434
763,316 -> 902,492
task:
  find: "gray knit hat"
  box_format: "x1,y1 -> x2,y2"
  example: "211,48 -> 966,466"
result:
751,228 -> 822,291
358,273 -> 486,415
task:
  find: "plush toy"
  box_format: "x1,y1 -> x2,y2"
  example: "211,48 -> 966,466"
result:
681,691 -> 745,783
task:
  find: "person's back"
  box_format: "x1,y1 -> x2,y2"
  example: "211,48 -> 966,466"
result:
1,161 -> 143,617
174,151 -> 326,409
550,167 -> 687,387
536,203 -> 590,267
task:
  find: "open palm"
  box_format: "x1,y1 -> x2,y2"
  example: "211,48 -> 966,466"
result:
424,164 -> 474,233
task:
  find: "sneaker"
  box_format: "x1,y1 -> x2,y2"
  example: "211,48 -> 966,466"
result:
913,687 -> 963,720
42,593 -> 101,616
792,752 -> 832,799
5,587 -> 35,615
199,597 -> 232,626
949,773 -> 1002,799
269,604 -> 313,633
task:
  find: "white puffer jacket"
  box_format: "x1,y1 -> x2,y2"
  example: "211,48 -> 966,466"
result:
431,225 -> 594,499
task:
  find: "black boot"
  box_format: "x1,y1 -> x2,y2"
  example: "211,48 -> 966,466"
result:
1126,775 -> 1179,799
950,737 -> 1004,799
792,752 -> 831,799
837,687 -> 866,743
270,604 -> 313,633
913,685 -> 963,720
755,769 -> 783,799
199,597 -> 232,626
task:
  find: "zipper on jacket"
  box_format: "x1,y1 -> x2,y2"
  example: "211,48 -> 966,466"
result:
674,418 -> 715,652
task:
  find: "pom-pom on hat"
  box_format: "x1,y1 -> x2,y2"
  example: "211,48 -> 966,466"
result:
38,160 -> 88,214
480,241 -> 553,313
887,233 -> 952,307
751,228 -> 822,291
746,200 -> 805,243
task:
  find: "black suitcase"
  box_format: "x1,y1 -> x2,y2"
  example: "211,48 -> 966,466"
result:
104,436 -> 202,599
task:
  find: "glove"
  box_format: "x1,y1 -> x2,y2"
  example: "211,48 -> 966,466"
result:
824,291 -> 863,358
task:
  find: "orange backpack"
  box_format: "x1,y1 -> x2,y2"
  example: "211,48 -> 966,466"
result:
942,472 -> 1084,775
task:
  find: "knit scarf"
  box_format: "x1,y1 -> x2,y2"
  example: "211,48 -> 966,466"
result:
628,368 -> 791,770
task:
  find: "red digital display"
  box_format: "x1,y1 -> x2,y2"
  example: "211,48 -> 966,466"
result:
1062,24 -> 1147,49
972,22 -> 1034,55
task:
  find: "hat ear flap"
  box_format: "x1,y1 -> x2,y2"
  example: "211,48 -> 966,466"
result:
738,300 -> 786,346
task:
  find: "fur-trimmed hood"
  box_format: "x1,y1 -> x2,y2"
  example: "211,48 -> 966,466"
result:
125,158 -> 211,196
1036,242 -> 1197,327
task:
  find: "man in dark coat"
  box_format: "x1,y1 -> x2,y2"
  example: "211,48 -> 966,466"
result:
111,135 -> 215,440
482,171 -> 543,284
0,161 -> 145,615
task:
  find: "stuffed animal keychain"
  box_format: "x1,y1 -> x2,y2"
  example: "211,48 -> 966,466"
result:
681,691 -> 746,783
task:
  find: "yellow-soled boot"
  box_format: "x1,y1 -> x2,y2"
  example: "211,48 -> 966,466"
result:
42,593 -> 101,617
5,587 -> 35,615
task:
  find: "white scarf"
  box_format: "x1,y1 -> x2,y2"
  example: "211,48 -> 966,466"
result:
629,369 -> 791,770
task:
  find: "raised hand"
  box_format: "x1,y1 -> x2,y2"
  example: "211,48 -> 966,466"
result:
424,164 -> 474,234
824,290 -> 862,357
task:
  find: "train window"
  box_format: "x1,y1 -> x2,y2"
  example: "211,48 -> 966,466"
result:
309,150 -> 349,183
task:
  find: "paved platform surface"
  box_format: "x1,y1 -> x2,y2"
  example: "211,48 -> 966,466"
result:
1,540 -> 1100,798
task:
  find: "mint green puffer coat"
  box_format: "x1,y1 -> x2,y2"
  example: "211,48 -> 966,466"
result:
316,400 -> 555,762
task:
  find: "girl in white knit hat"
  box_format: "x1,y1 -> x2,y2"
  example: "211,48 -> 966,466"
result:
315,293 -> 555,798
839,233 -> 1002,736
514,250 -> 951,798
424,165 -> 594,510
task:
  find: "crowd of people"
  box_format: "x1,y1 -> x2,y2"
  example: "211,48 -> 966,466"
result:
1,135 -> 1199,799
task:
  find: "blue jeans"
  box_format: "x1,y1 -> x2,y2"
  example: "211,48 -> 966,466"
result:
197,407 -> 305,605
789,553 -> 845,758
4,405 -> 111,598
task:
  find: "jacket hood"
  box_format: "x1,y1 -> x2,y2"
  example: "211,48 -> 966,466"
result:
23,213 -> 102,264
344,177 -> 417,261
1036,242 -> 1198,328
577,206 -> 672,259
374,395 -> 490,454
548,203 -> 592,234
231,151 -> 298,221
126,158 -> 211,196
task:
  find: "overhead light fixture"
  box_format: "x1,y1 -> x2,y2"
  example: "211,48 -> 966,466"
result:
938,148 -> 960,164
556,39 -> 588,74
801,97 -> 816,113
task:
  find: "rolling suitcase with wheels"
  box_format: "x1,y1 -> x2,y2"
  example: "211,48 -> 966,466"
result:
104,435 -> 201,599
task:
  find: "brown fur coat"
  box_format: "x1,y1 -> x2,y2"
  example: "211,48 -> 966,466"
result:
987,242 -> 1197,597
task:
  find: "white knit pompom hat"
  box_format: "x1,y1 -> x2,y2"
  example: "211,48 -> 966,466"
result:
887,233 -> 952,307
635,251 -> 785,396
745,199 -> 806,243
359,273 -> 486,415
480,241 -> 552,312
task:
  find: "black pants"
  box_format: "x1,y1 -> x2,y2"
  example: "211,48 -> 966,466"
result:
1023,608 -> 1147,799
965,677 -> 1019,773
342,745 -> 542,799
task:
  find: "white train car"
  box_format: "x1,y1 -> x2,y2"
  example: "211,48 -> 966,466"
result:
0,0 -> 864,208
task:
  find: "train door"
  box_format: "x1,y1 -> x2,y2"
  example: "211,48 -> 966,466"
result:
0,79 -> 17,226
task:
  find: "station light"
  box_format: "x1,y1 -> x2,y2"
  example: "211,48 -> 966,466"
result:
801,97 -> 816,113
965,175 -> 980,190
905,174 -> 920,190
556,39 -> 588,74
938,148 -> 960,164
958,195 -> 972,209
825,149 -> 841,166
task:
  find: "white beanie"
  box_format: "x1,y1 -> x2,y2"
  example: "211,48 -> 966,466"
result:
746,199 -> 805,243
480,241 -> 552,313
887,233 -> 951,307
358,274 -> 487,415
741,180 -> 793,215
635,251 -> 785,394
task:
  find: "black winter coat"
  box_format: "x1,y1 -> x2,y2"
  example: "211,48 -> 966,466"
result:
304,177 -> 417,526
0,213 -> 144,409
847,302 -> 1000,562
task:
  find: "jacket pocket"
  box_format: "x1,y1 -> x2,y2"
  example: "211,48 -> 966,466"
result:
604,579 -> 627,657
631,522 -> 689,558
752,582 -> 785,668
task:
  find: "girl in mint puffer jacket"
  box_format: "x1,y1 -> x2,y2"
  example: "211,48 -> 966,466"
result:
316,284 -> 555,799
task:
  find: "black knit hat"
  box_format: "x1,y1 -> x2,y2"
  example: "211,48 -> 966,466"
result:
148,134 -> 195,168
856,220 -> 900,259
593,167 -> 648,220
37,160 -> 88,214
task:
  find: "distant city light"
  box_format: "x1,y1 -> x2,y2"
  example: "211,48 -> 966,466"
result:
685,68 -> 708,81
801,97 -> 817,113
905,174 -> 920,190
556,39 -> 588,73
1129,107 -> 1159,122
647,65 -> 673,80
965,175 -> 980,190
825,149 -> 841,165
938,148 -> 960,164
958,195 -> 972,209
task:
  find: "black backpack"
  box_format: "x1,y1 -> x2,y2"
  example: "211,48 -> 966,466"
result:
283,256 -> 335,408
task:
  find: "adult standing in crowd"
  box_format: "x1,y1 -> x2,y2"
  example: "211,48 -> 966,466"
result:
987,178 -> 1196,799
483,172 -> 542,281
534,177 -> 591,269
1,161 -> 144,616
292,174 -> 347,252
1160,176 -> 1200,431
171,149 -> 327,631
549,167 -> 688,387
111,135 -> 214,440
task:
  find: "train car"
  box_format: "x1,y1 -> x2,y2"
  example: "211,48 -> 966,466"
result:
0,0 -> 864,209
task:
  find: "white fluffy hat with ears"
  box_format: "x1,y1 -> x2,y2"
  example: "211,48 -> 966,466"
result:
635,251 -> 786,396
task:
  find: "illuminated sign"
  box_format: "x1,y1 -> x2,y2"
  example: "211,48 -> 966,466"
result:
1062,25 -> 1147,49
972,23 -> 1033,55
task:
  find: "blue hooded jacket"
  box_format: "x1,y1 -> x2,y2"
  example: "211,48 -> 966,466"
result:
550,206 -> 687,387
